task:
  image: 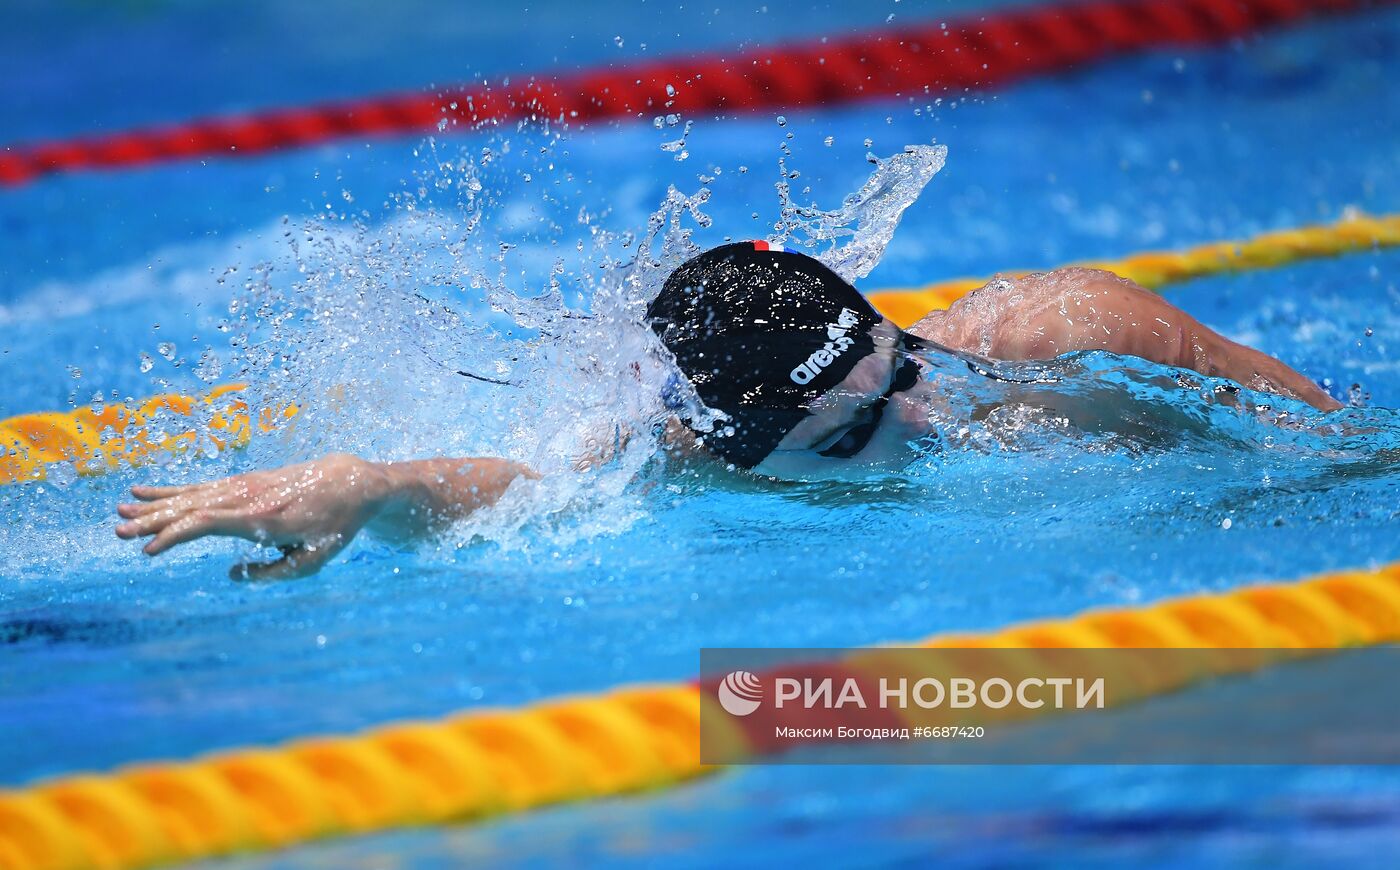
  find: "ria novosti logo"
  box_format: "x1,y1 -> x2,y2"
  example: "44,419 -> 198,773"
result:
716,670 -> 763,716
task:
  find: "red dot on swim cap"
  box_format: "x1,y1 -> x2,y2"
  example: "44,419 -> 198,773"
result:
751,240 -> 770,251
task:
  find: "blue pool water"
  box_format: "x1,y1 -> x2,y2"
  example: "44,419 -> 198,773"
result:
3,1 -> 1400,867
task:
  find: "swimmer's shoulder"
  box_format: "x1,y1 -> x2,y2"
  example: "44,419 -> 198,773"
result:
906,273 -> 1021,348
916,268 -> 1132,329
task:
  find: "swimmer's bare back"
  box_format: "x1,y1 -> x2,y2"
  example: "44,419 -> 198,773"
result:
907,268 -> 1341,412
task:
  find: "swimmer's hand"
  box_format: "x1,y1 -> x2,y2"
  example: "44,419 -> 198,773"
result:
115,453 -> 535,580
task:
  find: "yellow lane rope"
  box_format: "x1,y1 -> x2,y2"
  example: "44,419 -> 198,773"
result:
3,560 -> 1399,870
2,211 -> 1397,488
867,211 -> 1400,327
0,387 -> 296,487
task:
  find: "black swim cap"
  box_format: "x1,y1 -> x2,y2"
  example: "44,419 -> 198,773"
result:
647,241 -> 884,467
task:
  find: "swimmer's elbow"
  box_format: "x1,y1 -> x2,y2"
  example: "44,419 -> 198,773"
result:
570,418 -> 703,472
661,417 -> 700,455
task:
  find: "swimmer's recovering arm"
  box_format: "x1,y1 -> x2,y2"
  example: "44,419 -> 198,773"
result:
911,268 -> 1341,412
115,453 -> 536,580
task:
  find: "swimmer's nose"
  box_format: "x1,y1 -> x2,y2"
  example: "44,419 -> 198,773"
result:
886,391 -> 931,430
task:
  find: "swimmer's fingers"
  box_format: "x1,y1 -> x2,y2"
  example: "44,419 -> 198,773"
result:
142,508 -> 263,556
231,539 -> 342,582
117,499 -> 237,540
116,504 -> 193,540
130,481 -> 221,501
117,482 -> 246,520
118,499 -> 194,520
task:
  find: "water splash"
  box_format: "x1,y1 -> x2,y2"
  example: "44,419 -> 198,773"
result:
774,143 -> 948,282
201,140 -> 719,552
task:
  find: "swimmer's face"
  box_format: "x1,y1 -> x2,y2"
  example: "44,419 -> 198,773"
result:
753,318 -> 937,476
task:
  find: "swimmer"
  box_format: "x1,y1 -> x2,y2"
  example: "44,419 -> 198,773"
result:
114,241 -> 1340,578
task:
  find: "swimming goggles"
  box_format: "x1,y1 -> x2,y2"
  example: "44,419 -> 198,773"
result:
818,355 -> 923,459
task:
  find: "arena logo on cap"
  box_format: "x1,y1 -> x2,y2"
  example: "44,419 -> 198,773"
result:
790,308 -> 861,385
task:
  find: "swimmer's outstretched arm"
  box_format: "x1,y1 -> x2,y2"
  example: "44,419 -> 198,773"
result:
115,453 -> 536,580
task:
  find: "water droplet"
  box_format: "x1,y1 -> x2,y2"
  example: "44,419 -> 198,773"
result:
139,353 -> 154,373
660,120 -> 693,160
68,366 -> 82,379
665,84 -> 676,97
823,136 -> 834,146
196,350 -> 223,382
48,462 -> 76,489
157,342 -> 176,361
776,115 -> 787,127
